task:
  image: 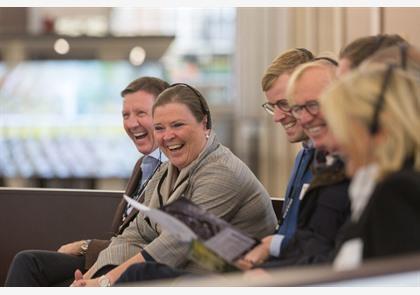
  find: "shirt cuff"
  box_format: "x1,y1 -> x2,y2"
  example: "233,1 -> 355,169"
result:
269,234 -> 285,257
141,250 -> 156,262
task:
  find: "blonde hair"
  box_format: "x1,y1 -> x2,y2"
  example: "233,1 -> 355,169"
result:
286,60 -> 337,105
321,64 -> 420,180
261,48 -> 314,92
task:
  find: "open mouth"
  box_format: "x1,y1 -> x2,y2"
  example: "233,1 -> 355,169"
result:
167,143 -> 184,152
133,131 -> 147,140
283,120 -> 297,130
306,126 -> 324,136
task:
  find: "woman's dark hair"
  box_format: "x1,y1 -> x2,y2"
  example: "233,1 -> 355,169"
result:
152,83 -> 212,129
339,34 -> 407,68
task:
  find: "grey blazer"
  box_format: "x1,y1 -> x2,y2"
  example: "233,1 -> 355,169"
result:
90,132 -> 277,274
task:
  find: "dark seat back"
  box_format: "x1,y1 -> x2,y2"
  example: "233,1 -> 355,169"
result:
0,188 -> 122,286
0,188 -> 283,286
271,198 -> 283,221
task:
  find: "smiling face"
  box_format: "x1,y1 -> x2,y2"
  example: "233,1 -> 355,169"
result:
153,102 -> 208,170
292,67 -> 334,151
265,73 -> 307,143
122,90 -> 157,155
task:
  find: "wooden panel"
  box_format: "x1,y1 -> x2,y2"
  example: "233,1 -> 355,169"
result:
384,7 -> 420,48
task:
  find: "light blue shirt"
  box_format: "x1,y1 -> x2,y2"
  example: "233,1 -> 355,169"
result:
125,148 -> 167,216
139,148 -> 167,186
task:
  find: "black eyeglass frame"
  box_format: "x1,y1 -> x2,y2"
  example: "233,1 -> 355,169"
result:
261,99 -> 292,115
289,100 -> 321,119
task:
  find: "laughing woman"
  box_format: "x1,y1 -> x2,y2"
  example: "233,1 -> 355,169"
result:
320,64 -> 420,270
71,83 -> 277,287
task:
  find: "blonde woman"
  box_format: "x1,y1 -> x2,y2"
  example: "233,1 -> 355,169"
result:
321,64 -> 420,269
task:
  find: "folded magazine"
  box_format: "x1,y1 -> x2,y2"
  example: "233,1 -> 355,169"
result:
123,195 -> 259,272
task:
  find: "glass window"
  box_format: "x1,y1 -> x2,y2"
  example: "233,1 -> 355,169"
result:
0,8 -> 236,189
0,60 -> 164,183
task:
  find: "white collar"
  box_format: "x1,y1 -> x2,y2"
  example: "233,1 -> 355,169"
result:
145,148 -> 168,163
349,163 -> 379,222
302,139 -> 314,149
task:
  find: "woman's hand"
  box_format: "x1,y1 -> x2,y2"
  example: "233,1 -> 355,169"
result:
57,240 -> 84,255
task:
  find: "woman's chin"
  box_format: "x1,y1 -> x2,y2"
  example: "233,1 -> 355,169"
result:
170,158 -> 186,170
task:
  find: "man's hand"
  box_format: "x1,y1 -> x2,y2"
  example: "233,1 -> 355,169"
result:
57,241 -> 84,256
70,269 -> 99,287
234,258 -> 254,270
70,278 -> 99,287
234,235 -> 274,270
241,235 -> 273,266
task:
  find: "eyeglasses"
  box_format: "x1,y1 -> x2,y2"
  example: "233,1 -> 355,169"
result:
290,100 -> 320,118
261,99 -> 291,115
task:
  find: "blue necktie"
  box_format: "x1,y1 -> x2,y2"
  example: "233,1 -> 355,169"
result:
277,147 -> 314,247
125,155 -> 160,217
140,156 -> 159,187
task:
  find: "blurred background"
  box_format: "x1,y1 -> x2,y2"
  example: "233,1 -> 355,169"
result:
1,7 -> 420,197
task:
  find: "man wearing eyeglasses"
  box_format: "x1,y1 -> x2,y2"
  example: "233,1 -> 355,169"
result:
235,48 -> 316,268
287,61 -> 339,152
235,58 -> 352,274
252,60 -> 351,270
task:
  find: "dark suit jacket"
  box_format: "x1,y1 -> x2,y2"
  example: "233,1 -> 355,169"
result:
262,157 -> 351,269
338,168 -> 420,261
84,157 -> 143,269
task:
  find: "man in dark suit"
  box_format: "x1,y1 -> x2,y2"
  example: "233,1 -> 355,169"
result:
5,76 -> 169,286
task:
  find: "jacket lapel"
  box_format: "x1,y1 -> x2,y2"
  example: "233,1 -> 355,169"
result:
110,157 -> 143,234
125,157 -> 144,196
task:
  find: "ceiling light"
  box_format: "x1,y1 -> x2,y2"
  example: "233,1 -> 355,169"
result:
54,38 -> 70,55
129,46 -> 146,66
